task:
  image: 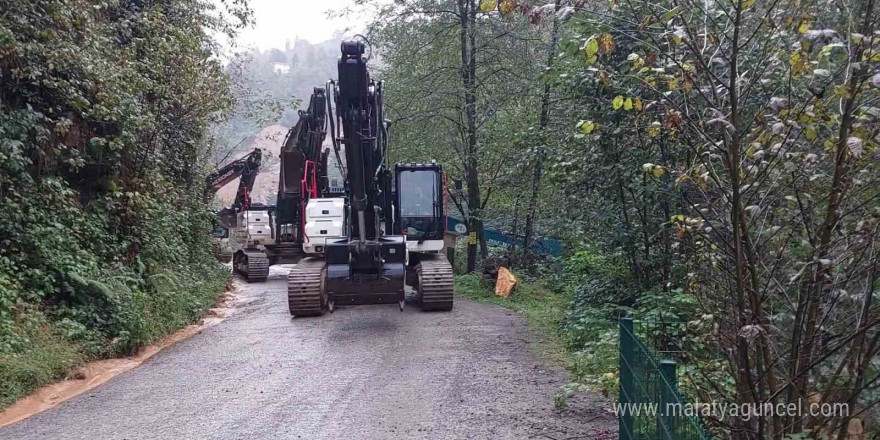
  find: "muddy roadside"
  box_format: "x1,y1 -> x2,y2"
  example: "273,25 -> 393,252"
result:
0,280 -> 244,427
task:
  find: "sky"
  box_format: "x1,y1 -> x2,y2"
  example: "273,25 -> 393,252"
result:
230,0 -> 363,51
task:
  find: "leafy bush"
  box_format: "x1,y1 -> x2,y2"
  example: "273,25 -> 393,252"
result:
0,0 -> 248,408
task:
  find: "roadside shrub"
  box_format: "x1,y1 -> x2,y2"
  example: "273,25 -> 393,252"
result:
0,0 -> 247,408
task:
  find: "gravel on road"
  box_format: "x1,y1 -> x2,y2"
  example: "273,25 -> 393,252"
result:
1,265 -> 615,440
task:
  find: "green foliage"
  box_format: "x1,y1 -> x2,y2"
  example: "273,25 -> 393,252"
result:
551,0 -> 880,435
0,313 -> 84,409
0,0 -> 246,408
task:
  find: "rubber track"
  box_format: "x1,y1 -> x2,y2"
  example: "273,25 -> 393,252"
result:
288,257 -> 324,317
417,254 -> 454,311
243,251 -> 269,282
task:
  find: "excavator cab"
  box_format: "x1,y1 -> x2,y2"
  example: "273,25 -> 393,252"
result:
394,163 -> 445,250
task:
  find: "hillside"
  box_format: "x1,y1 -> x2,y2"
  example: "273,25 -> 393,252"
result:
0,0 -> 244,408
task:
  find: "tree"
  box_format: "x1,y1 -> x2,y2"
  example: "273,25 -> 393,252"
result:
0,0 -> 252,402
559,0 -> 880,437
365,0 -> 556,271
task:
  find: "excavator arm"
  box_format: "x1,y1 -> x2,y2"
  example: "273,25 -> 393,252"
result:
204,147 -> 263,211
331,40 -> 391,247
321,40 -> 406,305
275,87 -> 329,243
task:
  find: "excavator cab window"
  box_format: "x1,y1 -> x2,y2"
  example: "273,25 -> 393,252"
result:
395,164 -> 444,241
212,226 -> 229,238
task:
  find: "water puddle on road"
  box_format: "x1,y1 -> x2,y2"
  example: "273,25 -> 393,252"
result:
0,282 -> 243,427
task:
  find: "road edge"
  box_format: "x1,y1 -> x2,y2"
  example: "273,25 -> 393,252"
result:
0,282 -> 242,427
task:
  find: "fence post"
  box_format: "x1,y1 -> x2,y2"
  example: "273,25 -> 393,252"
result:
619,317 -> 634,440
659,359 -> 678,440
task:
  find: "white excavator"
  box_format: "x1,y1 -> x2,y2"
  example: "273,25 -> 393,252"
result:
226,88 -> 345,281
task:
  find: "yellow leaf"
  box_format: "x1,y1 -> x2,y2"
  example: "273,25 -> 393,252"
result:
612,95 -> 624,110
479,0 -> 497,12
585,36 -> 599,57
499,0 -> 516,13
798,19 -> 811,34
805,127 -> 817,140
598,33 -> 615,54
642,163 -> 665,177
634,98 -> 643,111
624,98 -> 633,111
742,0 -> 756,9
667,76 -> 679,90
789,51 -> 809,76
647,122 -> 662,137
578,120 -> 596,134
583,37 -> 599,65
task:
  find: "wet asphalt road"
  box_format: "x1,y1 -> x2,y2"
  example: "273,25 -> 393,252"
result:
1,266 -> 614,440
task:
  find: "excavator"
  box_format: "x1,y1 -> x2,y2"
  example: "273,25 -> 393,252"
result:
205,148 -> 263,262
228,88 -> 345,282
287,40 -> 453,316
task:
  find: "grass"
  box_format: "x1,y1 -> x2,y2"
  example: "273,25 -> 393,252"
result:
455,272 -> 620,409
454,273 -> 575,368
0,318 -> 85,408
0,266 -> 230,410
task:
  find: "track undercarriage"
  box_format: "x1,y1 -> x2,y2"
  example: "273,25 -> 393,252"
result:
286,251 -> 453,317
233,250 -> 270,282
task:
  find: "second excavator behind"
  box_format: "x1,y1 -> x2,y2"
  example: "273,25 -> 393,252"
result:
287,40 -> 454,316
205,147 -> 263,263
228,88 -> 345,282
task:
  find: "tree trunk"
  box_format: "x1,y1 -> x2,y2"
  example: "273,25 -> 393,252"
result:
522,146 -> 544,255
458,0 -> 481,273
523,2 -> 561,254
510,195 -> 520,253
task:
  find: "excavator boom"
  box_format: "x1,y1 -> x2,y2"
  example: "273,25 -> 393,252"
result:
205,147 -> 263,232
275,87 -> 330,244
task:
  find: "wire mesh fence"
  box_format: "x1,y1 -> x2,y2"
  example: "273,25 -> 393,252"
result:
619,317 -> 713,440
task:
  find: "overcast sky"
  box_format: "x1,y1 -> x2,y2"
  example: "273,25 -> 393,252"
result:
230,0 -> 362,50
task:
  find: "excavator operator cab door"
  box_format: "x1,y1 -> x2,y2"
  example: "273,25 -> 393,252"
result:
394,163 -> 445,252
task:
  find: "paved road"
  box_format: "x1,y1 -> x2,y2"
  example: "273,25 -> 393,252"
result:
2,266 -> 614,440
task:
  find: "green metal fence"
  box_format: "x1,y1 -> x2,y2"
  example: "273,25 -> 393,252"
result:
619,317 -> 712,440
